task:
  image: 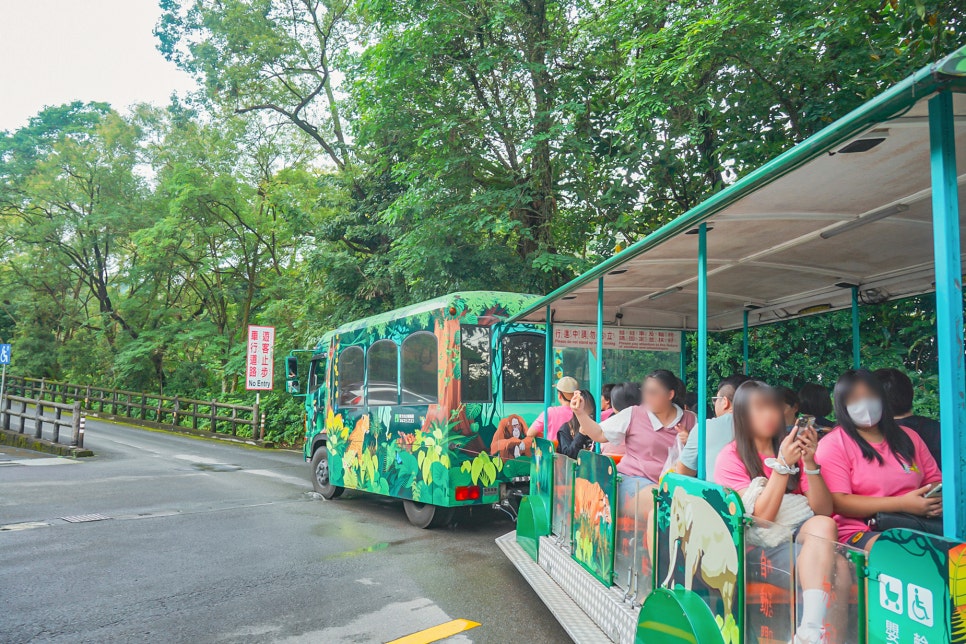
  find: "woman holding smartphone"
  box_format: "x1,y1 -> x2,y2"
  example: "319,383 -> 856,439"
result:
815,369 -> 942,550
714,380 -> 847,644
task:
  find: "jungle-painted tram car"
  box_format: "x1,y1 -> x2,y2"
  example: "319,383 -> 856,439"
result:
286,292 -> 548,528
501,46 -> 966,643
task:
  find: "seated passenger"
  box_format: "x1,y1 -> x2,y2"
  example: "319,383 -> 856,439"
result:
571,369 -> 695,499
600,383 -> 616,421
815,369 -> 942,550
557,389 -> 595,459
489,414 -> 532,459
714,381 -> 845,644
676,374 -> 749,478
798,382 -> 835,430
873,367 -> 942,465
527,376 -> 578,442
600,381 -> 640,456
777,386 -> 799,431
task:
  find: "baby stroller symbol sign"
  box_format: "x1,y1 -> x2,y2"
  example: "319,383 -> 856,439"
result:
907,583 -> 933,627
879,573 -> 903,615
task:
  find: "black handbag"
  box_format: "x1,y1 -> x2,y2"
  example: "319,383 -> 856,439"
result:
870,511 -> 944,535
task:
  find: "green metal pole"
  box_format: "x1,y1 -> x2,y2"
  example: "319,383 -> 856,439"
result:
544,305 -> 553,438
678,331 -> 687,383
596,278 -> 604,423
697,224 -> 709,480
851,287 -> 861,369
929,92 -> 965,540
742,310 -> 750,376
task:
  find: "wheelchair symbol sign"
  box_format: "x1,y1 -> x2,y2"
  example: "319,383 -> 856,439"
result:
907,583 -> 933,627
0,344 -> 10,365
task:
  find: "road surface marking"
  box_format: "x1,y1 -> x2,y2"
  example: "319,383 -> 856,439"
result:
0,521 -> 50,532
0,457 -> 81,466
385,619 -> 481,644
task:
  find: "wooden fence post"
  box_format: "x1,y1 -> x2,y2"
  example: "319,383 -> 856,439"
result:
18,399 -> 26,433
34,399 -> 43,439
71,401 -> 81,446
52,407 -> 62,443
84,385 -> 91,410
191,402 -> 199,430
172,396 -> 180,427
2,395 -> 9,431
210,400 -> 218,434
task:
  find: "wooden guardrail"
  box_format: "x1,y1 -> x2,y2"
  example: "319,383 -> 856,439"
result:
1,394 -> 84,447
3,376 -> 262,440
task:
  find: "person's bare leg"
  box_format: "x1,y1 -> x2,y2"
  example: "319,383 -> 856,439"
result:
795,516 -> 838,642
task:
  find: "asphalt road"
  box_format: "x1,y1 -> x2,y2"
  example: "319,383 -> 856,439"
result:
0,418 -> 568,644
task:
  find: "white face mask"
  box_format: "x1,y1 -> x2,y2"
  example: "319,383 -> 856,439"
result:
847,397 -> 883,428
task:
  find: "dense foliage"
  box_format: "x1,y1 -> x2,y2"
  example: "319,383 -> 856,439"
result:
0,1 -> 961,442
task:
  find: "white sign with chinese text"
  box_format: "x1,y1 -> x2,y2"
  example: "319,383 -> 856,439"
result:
552,325 -> 682,353
246,325 -> 275,390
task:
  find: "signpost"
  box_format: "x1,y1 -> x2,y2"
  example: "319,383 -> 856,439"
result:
0,343 -> 10,410
551,324 -> 682,353
245,327 -> 274,437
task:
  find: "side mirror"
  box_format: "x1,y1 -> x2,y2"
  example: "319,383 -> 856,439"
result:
285,356 -> 300,394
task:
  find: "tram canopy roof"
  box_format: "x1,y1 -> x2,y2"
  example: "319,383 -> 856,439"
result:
510,47 -> 966,333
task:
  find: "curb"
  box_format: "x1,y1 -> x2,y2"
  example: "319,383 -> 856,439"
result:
0,429 -> 94,457
84,411 -> 280,450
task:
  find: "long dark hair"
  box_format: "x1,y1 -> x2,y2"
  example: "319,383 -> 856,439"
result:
833,369 -> 915,465
732,380 -> 800,493
644,369 -> 685,407
567,389 -> 596,434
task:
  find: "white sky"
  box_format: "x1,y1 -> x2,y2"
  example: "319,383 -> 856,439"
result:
0,0 -> 197,131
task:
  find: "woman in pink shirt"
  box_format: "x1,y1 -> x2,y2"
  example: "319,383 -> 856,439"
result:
571,370 -> 695,518
815,369 -> 942,550
714,381 -> 846,644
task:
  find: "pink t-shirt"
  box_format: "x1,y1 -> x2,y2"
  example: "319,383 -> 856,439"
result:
815,426 -> 942,543
530,405 -> 574,443
714,441 -> 807,495
601,408 -> 615,421
617,405 -> 696,482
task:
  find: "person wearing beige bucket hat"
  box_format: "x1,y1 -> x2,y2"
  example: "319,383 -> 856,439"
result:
527,376 -> 580,443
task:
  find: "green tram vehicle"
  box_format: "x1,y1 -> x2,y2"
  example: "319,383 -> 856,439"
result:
285,292 -> 550,528
500,48 -> 966,643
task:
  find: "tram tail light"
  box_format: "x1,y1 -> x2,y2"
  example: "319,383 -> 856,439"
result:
454,485 -> 481,501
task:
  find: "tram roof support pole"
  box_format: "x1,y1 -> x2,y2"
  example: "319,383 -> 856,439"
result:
742,310 -> 750,376
851,286 -> 861,369
596,278 -> 604,423
679,331 -> 687,383
544,305 -> 553,433
697,223 -> 709,480
929,91 -> 965,540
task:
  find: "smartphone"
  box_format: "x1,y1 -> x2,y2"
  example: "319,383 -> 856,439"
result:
925,483 -> 943,498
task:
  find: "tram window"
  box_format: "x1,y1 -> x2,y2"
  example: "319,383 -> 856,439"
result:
402,333 -> 438,404
338,346 -> 364,407
461,325 -> 491,402
502,333 -> 545,402
367,340 -> 399,405
307,358 -> 326,394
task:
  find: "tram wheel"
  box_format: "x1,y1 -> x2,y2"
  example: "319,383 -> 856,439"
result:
403,500 -> 454,529
311,446 -> 344,500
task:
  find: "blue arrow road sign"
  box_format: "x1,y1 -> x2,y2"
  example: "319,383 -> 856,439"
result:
0,344 -> 10,365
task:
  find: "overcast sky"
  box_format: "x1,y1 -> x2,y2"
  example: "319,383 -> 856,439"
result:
0,0 -> 197,131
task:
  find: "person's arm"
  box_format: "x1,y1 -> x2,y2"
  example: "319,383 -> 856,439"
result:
749,429 -> 805,522
830,486 -> 940,518
675,430 -> 698,476
570,392 -> 607,442
797,427 -> 833,516
527,412 -> 546,438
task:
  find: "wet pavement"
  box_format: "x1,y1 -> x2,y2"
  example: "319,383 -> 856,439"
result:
0,418 -> 568,643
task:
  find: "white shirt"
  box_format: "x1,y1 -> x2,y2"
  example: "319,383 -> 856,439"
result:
599,404 -> 684,445
679,413 -> 735,476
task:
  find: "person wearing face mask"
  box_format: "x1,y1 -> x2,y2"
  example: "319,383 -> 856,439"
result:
714,381 -> 847,644
814,369 -> 942,550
